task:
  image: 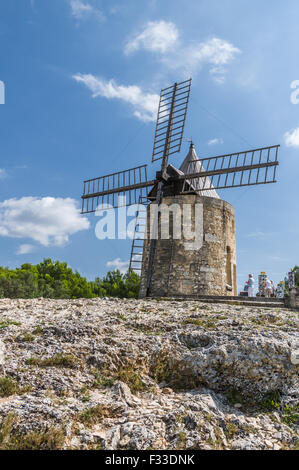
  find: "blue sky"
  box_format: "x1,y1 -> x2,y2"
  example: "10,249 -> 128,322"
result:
0,0 -> 298,291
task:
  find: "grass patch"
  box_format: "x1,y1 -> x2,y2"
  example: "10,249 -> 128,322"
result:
226,389 -> 298,427
79,404 -> 115,426
259,391 -> 281,412
0,413 -> 65,450
90,367 -> 115,389
177,431 -> 187,449
116,314 -> 126,321
117,366 -> 146,393
183,318 -> 218,329
0,319 -> 21,329
260,396 -> 299,427
224,421 -> 239,440
0,377 -> 31,398
26,353 -> 76,369
17,333 -> 35,343
282,404 -> 299,426
81,395 -> 90,403
0,413 -> 16,448
91,364 -> 145,393
33,326 -> 43,335
241,424 -> 258,435
92,374 -> 115,389
132,324 -> 163,336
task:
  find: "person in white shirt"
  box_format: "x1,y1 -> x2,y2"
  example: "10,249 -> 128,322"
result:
247,274 -> 255,298
265,278 -> 272,297
270,280 -> 275,297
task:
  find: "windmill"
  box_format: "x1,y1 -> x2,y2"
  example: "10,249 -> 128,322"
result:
81,79 -> 280,298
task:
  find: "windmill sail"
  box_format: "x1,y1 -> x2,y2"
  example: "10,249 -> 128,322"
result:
152,79 -> 192,163
177,144 -> 280,192
81,165 -> 154,213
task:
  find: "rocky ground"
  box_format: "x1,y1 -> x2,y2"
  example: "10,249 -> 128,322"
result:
0,297 -> 298,450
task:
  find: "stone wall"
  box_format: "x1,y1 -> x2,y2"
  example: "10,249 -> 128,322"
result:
288,287 -> 299,309
139,194 -> 237,298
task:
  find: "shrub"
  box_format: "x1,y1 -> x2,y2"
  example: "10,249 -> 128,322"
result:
0,259 -> 140,299
79,404 -> 115,426
0,414 -> 65,450
0,377 -> 31,398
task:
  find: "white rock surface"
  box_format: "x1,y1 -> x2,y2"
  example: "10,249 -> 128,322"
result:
0,340 -> 4,365
0,297 -> 298,450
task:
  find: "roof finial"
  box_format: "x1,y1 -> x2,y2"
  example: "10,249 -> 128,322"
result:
186,137 -> 194,149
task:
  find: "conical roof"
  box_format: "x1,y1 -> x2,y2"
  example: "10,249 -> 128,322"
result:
179,143 -> 220,199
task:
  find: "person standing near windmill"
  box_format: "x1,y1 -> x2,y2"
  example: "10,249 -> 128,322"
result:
265,278 -> 273,298
247,274 -> 255,298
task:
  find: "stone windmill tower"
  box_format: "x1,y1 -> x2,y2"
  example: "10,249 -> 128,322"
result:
80,79 -> 280,299
138,142 -> 237,298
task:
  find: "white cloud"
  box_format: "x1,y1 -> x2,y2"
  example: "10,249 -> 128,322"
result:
284,127 -> 299,148
73,74 -> 159,122
208,138 -> 224,146
0,169 -> 7,180
209,66 -> 227,84
248,231 -> 276,239
269,255 -> 290,262
69,0 -> 105,21
164,37 -> 241,81
0,197 -> 90,247
189,38 -> 240,66
106,258 -> 129,274
124,21 -> 240,82
16,244 -> 35,255
125,21 -> 179,55
248,231 -> 266,238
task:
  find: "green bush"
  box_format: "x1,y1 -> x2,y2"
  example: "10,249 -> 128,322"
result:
0,259 -> 140,299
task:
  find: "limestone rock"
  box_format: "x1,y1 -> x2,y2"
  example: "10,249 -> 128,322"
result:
0,297 -> 297,450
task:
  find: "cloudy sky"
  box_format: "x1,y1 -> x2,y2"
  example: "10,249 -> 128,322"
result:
0,0 -> 298,290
